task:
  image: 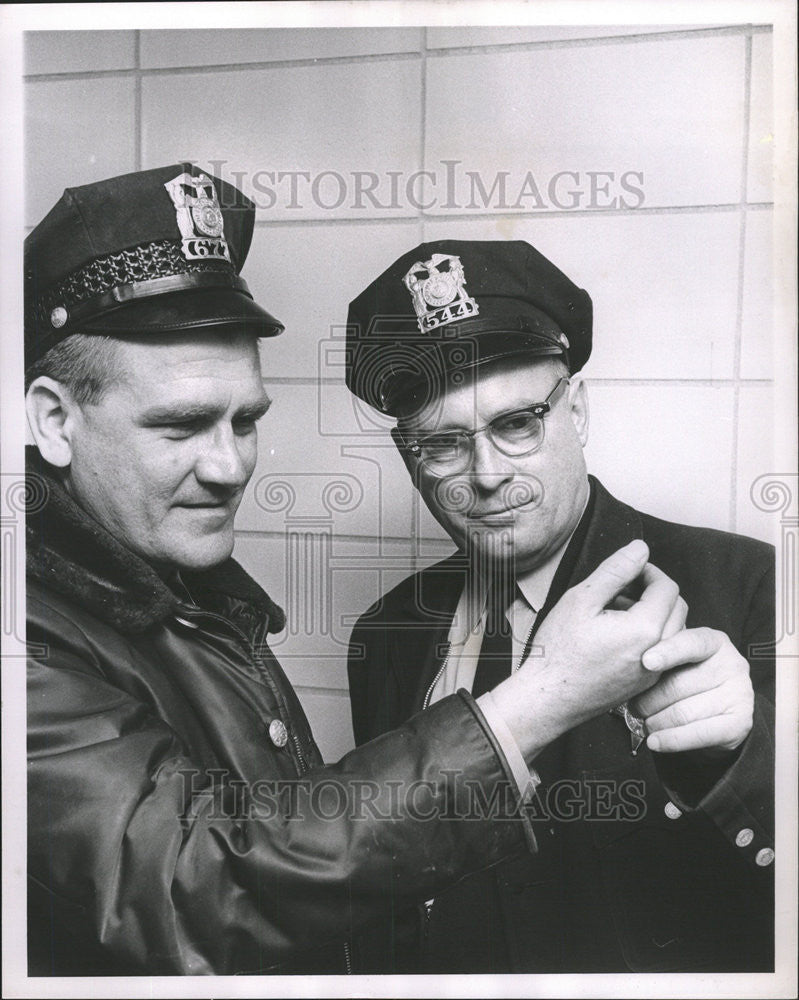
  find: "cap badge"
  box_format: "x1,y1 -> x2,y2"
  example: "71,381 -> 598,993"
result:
403,253 -> 479,333
164,172 -> 231,263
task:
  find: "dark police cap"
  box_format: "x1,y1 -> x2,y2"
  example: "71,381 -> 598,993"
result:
346,239 -> 592,414
24,163 -> 283,368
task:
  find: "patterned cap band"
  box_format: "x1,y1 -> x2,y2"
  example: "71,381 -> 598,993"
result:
28,238 -> 241,335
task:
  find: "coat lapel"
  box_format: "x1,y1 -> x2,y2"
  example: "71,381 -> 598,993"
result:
388,479 -> 644,721
554,476 -> 643,601
391,552 -> 469,715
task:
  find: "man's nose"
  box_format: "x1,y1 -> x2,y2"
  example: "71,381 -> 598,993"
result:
194,426 -> 251,488
469,432 -> 515,492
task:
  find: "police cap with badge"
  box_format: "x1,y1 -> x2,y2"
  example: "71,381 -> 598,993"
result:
346,240 -> 592,415
24,163 -> 284,369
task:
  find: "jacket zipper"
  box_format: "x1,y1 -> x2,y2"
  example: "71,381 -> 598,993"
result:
419,642 -> 454,934
515,619 -> 536,673
420,618 -> 535,930
176,608 -> 348,970
422,643 -> 452,710
174,608 -> 308,774
289,728 -> 309,772
424,612 -> 534,709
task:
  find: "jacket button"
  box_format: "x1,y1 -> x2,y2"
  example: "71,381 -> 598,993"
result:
664,801 -> 682,820
735,828 -> 754,848
755,847 -> 775,867
268,719 -> 288,748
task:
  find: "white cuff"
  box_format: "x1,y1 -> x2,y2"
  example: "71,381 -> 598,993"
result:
477,690 -> 540,802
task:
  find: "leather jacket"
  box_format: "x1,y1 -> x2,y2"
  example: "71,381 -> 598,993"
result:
26,452 -> 532,975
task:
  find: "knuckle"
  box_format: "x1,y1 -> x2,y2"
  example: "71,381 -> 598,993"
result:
653,674 -> 673,703
671,704 -> 690,729
636,620 -> 662,650
656,732 -> 676,751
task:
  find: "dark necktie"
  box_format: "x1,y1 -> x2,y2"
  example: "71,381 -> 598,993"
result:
471,582 -> 515,698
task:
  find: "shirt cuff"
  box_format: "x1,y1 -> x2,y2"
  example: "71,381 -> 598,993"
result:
476,690 -> 540,801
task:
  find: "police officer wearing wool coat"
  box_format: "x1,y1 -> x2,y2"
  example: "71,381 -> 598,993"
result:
24,165 -> 700,975
345,240 -> 775,973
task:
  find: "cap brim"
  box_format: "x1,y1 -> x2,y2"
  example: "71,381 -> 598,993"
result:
383,327 -> 566,414
78,287 -> 284,338
447,326 -> 565,367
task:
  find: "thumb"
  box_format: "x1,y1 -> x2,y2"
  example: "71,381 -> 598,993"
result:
577,539 -> 649,611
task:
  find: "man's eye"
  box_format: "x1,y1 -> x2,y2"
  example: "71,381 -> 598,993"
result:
494,411 -> 536,436
420,433 -> 461,454
233,418 -> 257,436
162,422 -> 200,439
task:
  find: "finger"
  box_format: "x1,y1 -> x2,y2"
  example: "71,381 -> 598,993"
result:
641,626 -> 723,673
626,563 -> 680,635
643,687 -> 742,735
633,655 -> 742,716
631,665 -> 706,717
661,595 -> 688,640
579,540 -> 649,611
608,594 -> 635,612
646,714 -> 751,754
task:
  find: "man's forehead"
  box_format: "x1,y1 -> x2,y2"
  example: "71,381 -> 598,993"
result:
107,332 -> 266,404
116,331 -> 260,373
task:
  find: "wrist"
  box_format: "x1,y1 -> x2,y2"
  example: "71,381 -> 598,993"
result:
490,674 -> 567,765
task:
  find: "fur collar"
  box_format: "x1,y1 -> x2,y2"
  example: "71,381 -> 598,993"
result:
26,447 -> 285,635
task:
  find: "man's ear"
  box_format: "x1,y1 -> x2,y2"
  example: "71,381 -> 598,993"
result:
390,426 -> 420,484
25,377 -> 77,468
567,374 -> 589,447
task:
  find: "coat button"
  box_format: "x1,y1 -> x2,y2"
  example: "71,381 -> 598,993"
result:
735,828 -> 754,848
268,719 -> 288,748
755,847 -> 775,867
664,801 -> 682,820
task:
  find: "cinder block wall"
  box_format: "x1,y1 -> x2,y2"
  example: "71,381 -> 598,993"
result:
25,25 -> 774,760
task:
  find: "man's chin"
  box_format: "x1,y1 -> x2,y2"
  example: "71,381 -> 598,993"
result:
165,534 -> 236,573
464,530 -> 550,572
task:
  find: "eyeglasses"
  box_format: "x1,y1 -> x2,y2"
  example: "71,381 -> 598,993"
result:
403,376 -> 570,476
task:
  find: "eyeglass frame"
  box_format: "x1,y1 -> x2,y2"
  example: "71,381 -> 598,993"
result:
400,375 -> 571,475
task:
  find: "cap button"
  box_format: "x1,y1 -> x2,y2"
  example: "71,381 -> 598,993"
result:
664,801 -> 682,820
268,718 -> 288,748
50,306 -> 68,329
735,827 -> 754,848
